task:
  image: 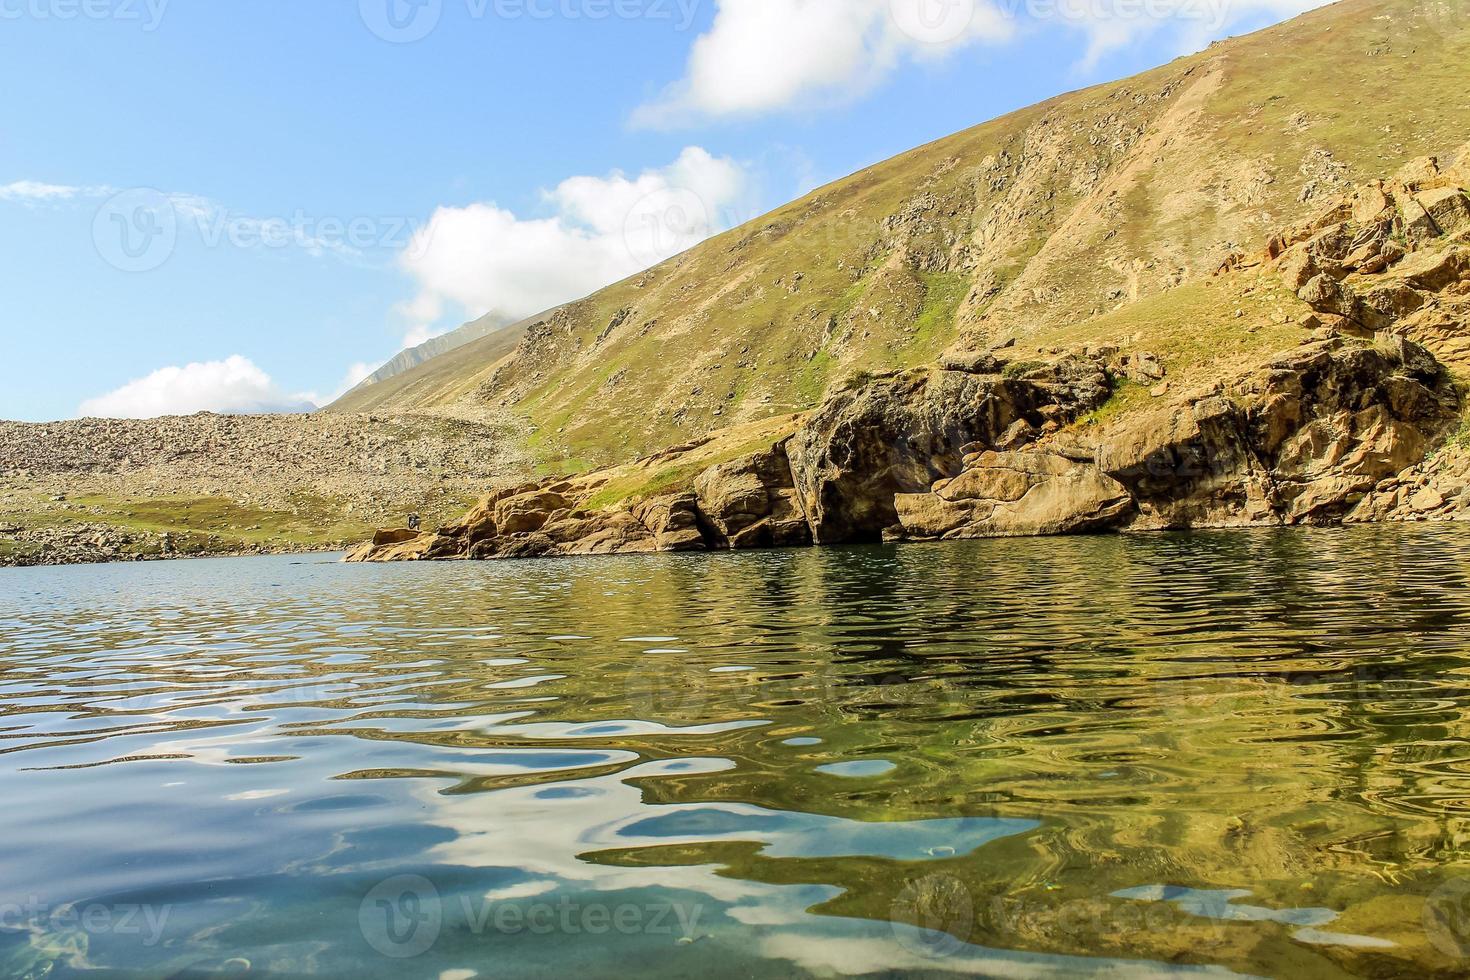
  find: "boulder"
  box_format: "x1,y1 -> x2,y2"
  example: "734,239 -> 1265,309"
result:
694,444 -> 811,549
1398,197 -> 1443,246
1392,246 -> 1470,292
1418,188 -> 1470,238
494,491 -> 572,535
1411,487 -> 1447,513
1352,182 -> 1392,224
1298,274 -> 1383,329
1395,156 -> 1444,192
1445,141 -> 1470,188
938,348 -> 1005,374
1119,351 -> 1166,383
1277,245 -> 1337,291
632,493 -> 707,552
371,528 -> 420,548
347,530 -> 432,563
1357,282 -> 1428,323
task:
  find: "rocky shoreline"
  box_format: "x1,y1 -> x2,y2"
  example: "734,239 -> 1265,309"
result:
0,523 -> 343,569
349,161 -> 1470,564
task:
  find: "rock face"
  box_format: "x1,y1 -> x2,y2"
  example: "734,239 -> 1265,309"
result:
694,447 -> 811,549
348,340 -> 1459,563
880,336 -> 1457,539
893,452 -> 1135,540
1100,337 -> 1457,529
632,494 -> 707,552
787,357 -> 1112,543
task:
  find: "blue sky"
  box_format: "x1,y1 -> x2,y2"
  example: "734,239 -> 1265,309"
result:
0,0 -> 1323,421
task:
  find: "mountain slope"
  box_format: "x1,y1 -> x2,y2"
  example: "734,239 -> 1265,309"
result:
335,0 -> 1470,473
329,313 -> 533,417
344,311 -> 512,397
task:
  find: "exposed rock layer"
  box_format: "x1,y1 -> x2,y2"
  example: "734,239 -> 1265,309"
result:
349,337 -> 1459,562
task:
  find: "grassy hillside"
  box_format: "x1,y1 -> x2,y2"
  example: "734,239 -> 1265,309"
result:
331,0 -> 1470,474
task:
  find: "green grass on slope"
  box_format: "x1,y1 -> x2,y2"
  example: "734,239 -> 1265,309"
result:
907,271 -> 970,361
1207,0 -> 1470,175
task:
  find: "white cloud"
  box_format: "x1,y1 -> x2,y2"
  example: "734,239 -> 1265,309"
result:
634,0 -> 1338,123
397,146 -> 749,327
0,180 -> 115,203
633,0 -> 1013,126
79,356 -> 317,419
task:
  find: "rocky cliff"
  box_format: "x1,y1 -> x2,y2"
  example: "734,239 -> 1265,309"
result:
348,155 -> 1470,563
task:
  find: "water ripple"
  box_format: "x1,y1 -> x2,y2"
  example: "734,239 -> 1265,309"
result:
2,527 -> 1470,976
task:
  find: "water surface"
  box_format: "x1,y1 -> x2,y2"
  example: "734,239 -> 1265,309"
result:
2,527 -> 1470,978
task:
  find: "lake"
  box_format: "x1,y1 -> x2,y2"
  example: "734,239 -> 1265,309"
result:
2,527 -> 1469,978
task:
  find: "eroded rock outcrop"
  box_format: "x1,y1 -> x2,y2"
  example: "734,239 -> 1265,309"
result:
347,339 -> 1459,561
1264,155 -> 1470,340
880,335 -> 1458,539
349,440 -> 810,562
787,356 -> 1113,543
694,446 -> 811,549
1100,336 -> 1458,529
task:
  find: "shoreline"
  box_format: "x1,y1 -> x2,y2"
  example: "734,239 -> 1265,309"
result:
9,513 -> 1470,572
0,541 -> 347,571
